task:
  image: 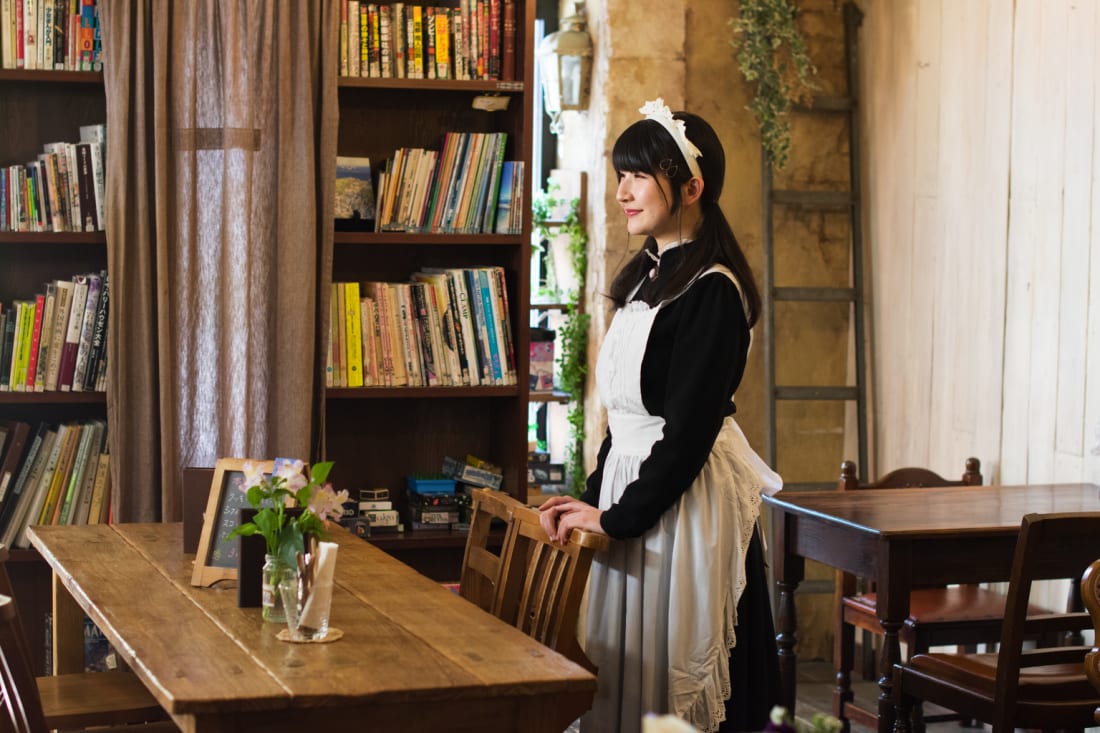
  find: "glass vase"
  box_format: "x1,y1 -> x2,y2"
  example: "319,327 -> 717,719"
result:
261,554 -> 296,623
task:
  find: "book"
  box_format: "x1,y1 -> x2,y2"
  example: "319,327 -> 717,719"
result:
40,421 -> 81,525
8,300 -> 33,391
493,160 -> 515,234
44,278 -> 73,391
70,419 -> 105,525
82,270 -> 108,391
0,424 -> 53,546
22,293 -> 44,391
57,419 -> 96,524
7,425 -> 60,549
86,451 -> 110,524
57,273 -> 88,391
343,281 -> 364,387
0,311 -> 13,390
33,281 -> 57,391
490,266 -> 516,384
472,268 -> 503,384
0,420 -> 32,512
359,297 -> 377,386
334,156 -> 376,226
409,282 -> 439,386
74,141 -> 97,231
70,271 -> 100,391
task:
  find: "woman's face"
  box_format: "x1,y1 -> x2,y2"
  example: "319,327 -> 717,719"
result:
615,170 -> 680,245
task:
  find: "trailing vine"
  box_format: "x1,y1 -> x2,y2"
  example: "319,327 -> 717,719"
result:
729,0 -> 817,169
532,186 -> 589,497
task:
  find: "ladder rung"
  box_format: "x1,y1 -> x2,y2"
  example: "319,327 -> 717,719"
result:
771,190 -> 852,210
775,386 -> 859,401
781,482 -> 840,492
793,94 -> 853,113
774,287 -> 858,302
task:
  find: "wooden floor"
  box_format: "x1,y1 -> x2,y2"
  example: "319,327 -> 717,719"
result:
795,660 -> 966,732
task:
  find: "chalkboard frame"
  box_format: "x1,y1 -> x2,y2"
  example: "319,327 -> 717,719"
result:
190,457 -> 274,587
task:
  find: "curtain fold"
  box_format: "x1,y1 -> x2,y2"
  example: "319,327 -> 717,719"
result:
101,1 -> 338,521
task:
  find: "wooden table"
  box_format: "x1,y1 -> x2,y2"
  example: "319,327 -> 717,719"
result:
28,522 -> 596,733
765,482 -> 1100,733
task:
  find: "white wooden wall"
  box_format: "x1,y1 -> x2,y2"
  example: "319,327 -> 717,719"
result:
861,0 -> 1100,487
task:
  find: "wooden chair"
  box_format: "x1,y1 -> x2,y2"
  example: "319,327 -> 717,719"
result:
0,545 -> 176,731
1080,558 -> 1100,724
833,457 -> 1029,730
494,499 -> 609,672
458,487 -> 519,614
892,512 -> 1100,732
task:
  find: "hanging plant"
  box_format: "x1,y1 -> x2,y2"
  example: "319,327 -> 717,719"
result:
730,0 -> 817,169
531,187 -> 589,497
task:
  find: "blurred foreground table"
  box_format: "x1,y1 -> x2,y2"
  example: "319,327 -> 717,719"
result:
28,522 -> 595,733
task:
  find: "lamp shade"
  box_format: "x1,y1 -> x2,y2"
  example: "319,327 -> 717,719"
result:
537,4 -> 593,134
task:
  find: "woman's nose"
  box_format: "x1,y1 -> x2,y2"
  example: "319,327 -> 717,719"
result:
616,180 -> 630,202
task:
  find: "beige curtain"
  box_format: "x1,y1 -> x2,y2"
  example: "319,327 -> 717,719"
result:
101,1 -> 339,521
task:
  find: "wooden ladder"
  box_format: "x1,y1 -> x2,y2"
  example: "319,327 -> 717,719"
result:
760,1 -> 869,491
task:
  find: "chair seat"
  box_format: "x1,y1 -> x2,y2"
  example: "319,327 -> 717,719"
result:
37,671 -> 169,728
844,585 -> 1041,626
907,651 -> 1097,702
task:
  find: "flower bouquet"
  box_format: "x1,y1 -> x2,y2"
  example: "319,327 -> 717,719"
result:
226,459 -> 348,622
763,706 -> 842,733
227,459 -> 348,569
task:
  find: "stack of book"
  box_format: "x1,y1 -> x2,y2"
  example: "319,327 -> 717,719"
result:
0,418 -> 112,550
373,131 -> 522,235
338,0 -> 517,82
0,0 -> 103,71
328,266 -> 516,389
0,270 -> 110,393
1,123 -> 107,233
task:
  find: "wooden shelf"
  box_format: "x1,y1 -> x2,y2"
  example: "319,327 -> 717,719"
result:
0,69 -> 104,84
338,77 -> 524,92
326,385 -> 519,399
0,391 -> 106,404
0,232 -> 106,245
334,231 -> 525,246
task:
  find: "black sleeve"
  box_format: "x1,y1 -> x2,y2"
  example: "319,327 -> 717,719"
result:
578,429 -> 612,507
599,274 -> 749,539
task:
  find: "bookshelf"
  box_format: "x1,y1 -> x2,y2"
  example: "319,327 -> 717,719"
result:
0,68 -> 108,675
327,0 -> 534,580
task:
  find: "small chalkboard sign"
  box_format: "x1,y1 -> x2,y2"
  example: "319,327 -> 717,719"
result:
190,458 -> 274,587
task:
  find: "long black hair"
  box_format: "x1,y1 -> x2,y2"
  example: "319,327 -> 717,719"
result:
607,112 -> 762,327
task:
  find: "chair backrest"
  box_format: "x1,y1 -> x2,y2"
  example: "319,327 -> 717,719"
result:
837,457 -> 982,491
1080,558 -> 1100,724
0,593 -> 48,733
494,501 -> 610,672
458,488 -> 519,614
988,512 -> 1100,730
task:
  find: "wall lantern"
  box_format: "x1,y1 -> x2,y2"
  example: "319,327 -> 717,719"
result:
537,2 -> 593,135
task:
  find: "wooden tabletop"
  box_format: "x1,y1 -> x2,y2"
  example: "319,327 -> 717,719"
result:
764,482 -> 1100,536
28,522 -> 596,732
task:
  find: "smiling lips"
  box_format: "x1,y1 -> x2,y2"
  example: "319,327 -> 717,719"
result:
624,209 -> 641,217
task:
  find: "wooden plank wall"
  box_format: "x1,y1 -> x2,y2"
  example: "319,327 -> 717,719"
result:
860,0 -> 1100,488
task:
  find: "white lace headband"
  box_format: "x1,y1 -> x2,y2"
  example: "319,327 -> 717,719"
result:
639,97 -> 702,180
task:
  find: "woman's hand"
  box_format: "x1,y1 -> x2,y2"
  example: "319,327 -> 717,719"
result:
539,496 -> 606,545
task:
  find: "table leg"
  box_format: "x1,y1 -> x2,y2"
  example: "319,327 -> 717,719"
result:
876,619 -> 902,733
775,576 -> 799,713
51,572 -> 84,674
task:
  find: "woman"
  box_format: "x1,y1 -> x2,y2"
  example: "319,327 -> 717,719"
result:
539,98 -> 783,733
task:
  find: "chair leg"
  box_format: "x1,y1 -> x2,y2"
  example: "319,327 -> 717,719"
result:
834,620 -> 855,731
861,629 -> 876,680
893,694 -> 913,733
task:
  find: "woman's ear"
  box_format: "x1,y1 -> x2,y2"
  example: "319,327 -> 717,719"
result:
682,177 -> 704,206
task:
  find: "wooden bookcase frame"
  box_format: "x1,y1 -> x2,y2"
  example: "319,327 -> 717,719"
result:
325,0 -> 535,580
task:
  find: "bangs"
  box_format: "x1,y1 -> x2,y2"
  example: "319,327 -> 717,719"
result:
612,119 -> 674,176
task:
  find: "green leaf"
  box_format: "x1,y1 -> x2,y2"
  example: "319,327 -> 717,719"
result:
310,461 -> 334,485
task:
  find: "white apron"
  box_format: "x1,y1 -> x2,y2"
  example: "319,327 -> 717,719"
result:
581,267 -> 782,733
